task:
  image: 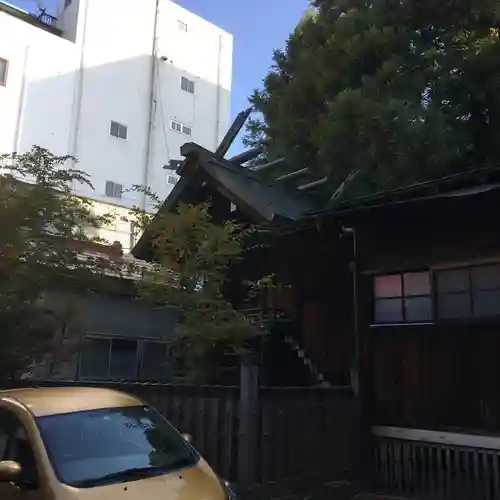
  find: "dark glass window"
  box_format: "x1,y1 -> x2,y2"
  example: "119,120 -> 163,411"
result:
80,338 -> 170,381
109,339 -> 138,379
80,338 -> 110,378
140,342 -> 171,381
181,76 -> 194,93
110,121 -> 128,140
0,58 -> 8,86
373,271 -> 431,323
436,264 -> 500,319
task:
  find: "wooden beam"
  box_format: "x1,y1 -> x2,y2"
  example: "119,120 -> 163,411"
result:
330,168 -> 361,201
298,177 -> 328,191
215,108 -> 252,159
252,158 -> 286,172
360,255 -> 500,275
373,426 -> 500,451
227,146 -> 263,165
276,168 -> 309,181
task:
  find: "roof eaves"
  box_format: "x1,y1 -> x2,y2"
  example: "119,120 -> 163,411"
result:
309,164 -> 500,217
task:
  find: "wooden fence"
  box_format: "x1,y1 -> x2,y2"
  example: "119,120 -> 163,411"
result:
3,361 -> 360,499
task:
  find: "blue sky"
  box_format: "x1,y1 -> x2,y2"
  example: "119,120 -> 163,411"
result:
10,0 -> 308,152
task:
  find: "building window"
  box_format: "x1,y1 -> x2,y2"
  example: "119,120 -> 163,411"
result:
110,121 -> 128,140
170,120 -> 192,136
436,264 -> 500,319
373,271 -> 432,324
181,76 -> 195,94
170,120 -> 182,133
79,337 -> 170,381
64,0 -> 73,7
168,175 -> 178,185
105,180 -> 123,199
0,58 -> 8,87
177,20 -> 188,32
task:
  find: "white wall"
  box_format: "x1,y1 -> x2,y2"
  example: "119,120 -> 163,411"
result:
0,0 -> 232,245
0,9 -> 77,156
148,0 -> 233,205
67,0 -> 157,207
56,0 -> 233,208
85,198 -> 136,253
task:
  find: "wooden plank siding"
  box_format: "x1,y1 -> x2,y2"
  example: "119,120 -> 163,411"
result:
355,199 -> 500,432
251,226 -> 356,387
245,191 -> 500,434
365,325 -> 500,431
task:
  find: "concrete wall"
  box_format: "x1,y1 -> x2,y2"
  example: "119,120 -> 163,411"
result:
0,0 -> 232,211
0,8 -> 77,156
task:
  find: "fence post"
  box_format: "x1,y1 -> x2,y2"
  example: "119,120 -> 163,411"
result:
238,351 -> 260,494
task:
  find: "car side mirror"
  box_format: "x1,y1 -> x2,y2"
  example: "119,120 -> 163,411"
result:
0,461 -> 21,483
182,433 -> 192,443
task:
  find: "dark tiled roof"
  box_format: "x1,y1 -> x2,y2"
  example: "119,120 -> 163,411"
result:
202,157 -> 317,222
131,144 -> 318,259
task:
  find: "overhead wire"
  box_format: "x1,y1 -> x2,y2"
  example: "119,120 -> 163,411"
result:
154,56 -> 174,193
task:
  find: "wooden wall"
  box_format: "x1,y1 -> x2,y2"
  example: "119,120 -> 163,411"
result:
357,194 -> 500,432
257,228 -> 355,386
366,324 -> 500,431
242,191 -> 500,431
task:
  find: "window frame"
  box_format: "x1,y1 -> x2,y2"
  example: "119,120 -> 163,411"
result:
371,262 -> 500,326
180,76 -> 194,94
170,119 -> 192,136
0,58 -> 8,87
177,20 -> 188,32
109,121 -> 128,141
104,180 -> 123,199
78,336 -> 171,381
435,263 -> 500,321
372,270 -> 433,326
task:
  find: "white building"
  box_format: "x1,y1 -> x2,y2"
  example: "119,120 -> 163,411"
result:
0,0 -> 233,252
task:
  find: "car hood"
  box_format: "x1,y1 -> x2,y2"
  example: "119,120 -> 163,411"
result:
56,460 -> 227,500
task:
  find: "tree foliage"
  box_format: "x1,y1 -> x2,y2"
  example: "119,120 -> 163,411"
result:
0,146 -> 118,377
0,148 -> 261,383
247,0 -> 500,198
129,198 -> 262,384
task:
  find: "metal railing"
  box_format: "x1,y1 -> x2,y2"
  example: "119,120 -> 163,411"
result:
34,10 -> 57,28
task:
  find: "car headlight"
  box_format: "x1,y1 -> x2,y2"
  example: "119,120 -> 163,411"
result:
223,480 -> 237,500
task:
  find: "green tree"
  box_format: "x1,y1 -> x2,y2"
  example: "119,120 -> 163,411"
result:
0,146 -> 118,377
129,195 -> 262,384
247,0 -> 500,199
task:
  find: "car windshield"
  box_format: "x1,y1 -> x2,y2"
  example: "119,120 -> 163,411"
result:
36,405 -> 198,488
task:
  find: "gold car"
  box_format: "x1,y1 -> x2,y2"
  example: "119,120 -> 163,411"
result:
0,386 -> 235,500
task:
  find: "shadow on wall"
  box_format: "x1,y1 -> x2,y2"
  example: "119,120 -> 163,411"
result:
14,55 -> 231,208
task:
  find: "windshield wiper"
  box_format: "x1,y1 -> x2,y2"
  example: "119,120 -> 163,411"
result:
73,466 -> 164,488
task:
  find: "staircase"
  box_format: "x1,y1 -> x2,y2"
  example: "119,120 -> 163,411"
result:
282,334 -> 330,387
257,313 -> 330,387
